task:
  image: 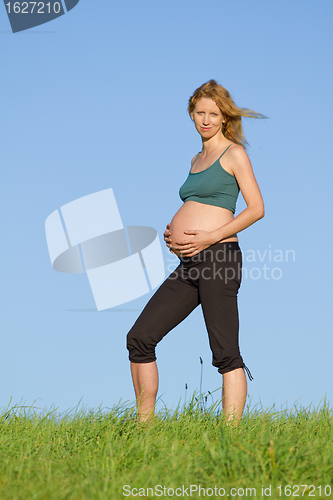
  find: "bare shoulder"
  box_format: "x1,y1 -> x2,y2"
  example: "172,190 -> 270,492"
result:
225,143 -> 253,175
228,143 -> 251,164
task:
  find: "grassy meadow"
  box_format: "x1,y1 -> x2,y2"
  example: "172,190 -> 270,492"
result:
0,396 -> 332,499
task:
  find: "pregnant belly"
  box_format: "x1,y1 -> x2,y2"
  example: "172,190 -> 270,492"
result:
169,201 -> 238,255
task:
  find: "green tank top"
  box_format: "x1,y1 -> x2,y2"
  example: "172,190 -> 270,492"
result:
179,145 -> 240,213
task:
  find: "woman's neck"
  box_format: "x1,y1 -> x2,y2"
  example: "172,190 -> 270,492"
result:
200,132 -> 229,157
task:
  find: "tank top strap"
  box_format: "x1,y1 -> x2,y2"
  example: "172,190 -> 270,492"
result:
217,144 -> 232,160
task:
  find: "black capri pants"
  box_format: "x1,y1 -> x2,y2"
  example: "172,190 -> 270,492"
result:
127,241 -> 253,379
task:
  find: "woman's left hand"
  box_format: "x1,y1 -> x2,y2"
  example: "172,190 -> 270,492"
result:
172,230 -> 215,257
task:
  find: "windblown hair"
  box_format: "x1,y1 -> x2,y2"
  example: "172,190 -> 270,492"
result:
188,79 -> 265,147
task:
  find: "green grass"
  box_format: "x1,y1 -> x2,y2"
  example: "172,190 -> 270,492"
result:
0,396 -> 332,499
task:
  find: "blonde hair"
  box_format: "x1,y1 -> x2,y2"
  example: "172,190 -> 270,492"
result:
188,79 -> 265,147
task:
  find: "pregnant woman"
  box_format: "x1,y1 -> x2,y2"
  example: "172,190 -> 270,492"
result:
127,79 -> 265,425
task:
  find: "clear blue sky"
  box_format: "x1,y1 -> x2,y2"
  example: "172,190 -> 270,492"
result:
1,0 -> 333,415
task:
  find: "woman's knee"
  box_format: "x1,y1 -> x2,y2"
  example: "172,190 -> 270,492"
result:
126,328 -> 157,364
214,353 -> 253,380
212,349 -> 245,375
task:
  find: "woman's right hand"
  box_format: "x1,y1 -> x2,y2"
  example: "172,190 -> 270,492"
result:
163,223 -> 175,254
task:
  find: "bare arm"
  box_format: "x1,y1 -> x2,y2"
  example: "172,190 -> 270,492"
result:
210,145 -> 265,242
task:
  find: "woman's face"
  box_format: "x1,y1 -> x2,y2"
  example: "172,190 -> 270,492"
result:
191,98 -> 224,139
